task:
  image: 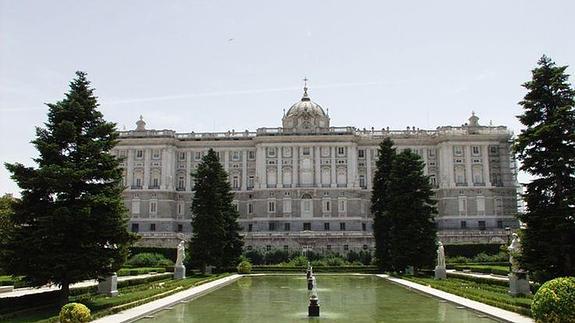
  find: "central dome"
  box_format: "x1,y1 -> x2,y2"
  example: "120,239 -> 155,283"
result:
282,86 -> 330,131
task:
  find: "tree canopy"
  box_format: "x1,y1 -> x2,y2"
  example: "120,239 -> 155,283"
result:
1,72 -> 137,303
371,140 -> 437,272
188,149 -> 243,271
514,55 -> 575,282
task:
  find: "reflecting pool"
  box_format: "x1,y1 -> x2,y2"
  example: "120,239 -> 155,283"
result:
140,275 -> 499,322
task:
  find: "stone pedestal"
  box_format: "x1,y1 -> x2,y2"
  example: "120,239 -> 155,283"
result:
308,296 -> 320,317
509,272 -> 531,296
205,265 -> 215,275
98,273 -> 118,296
174,265 -> 186,280
434,266 -> 447,280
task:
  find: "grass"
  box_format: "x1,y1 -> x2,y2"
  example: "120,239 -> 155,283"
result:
404,276 -> 532,317
0,273 -> 228,323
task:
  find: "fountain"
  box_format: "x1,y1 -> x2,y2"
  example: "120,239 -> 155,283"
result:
306,263 -> 320,317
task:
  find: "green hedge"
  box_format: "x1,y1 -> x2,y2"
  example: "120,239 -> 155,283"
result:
129,247 -> 177,262
447,271 -> 509,287
531,277 -> 575,323
444,244 -> 503,258
117,267 -> 166,276
251,265 -> 379,273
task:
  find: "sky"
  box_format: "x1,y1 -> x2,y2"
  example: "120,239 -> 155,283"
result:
1,0 -> 574,195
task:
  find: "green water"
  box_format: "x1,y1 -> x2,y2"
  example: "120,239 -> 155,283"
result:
140,275 -> 498,322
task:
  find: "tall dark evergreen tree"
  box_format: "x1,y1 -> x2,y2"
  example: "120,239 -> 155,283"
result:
514,56 -> 575,282
1,72 -> 137,303
189,149 -> 243,271
386,149 -> 437,272
371,138 -> 396,271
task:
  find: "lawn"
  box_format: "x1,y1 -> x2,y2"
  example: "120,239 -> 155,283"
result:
404,276 -> 532,317
0,273 -> 227,323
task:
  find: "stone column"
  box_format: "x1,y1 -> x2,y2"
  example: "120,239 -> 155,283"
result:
465,145 -> 473,187
422,147 -> 428,176
366,148 -> 372,190
348,144 -> 358,188
277,148 -> 283,188
98,273 -> 118,296
127,150 -> 134,188
224,151 -> 229,172
256,146 -> 265,189
186,151 -> 192,191
315,146 -> 321,187
242,150 -> 248,191
143,148 -> 150,189
292,146 -> 298,188
330,146 -> 336,188
482,145 -> 491,187
439,143 -> 455,188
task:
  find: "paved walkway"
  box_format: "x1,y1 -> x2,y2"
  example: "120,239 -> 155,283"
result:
0,272 -> 172,299
377,274 -> 533,323
447,269 -> 509,282
92,274 -> 241,323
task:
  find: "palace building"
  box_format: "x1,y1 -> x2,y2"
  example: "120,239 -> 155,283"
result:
113,86 -> 519,252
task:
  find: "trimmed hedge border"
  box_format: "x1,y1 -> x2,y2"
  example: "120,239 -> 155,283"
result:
452,264 -> 508,276
117,267 -> 166,276
444,244 -> 503,258
251,265 -> 379,273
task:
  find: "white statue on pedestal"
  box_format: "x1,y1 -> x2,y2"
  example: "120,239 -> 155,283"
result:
176,240 -> 185,267
436,241 -> 446,268
508,233 -> 521,272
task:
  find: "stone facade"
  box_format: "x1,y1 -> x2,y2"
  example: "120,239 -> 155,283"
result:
112,87 -> 519,253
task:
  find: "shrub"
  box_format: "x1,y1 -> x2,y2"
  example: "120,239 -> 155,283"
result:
237,260 -> 252,274
244,250 -> 265,265
444,243 -> 503,258
59,303 -> 91,323
125,253 -> 173,268
325,256 -> 346,266
531,277 -> 575,323
290,255 -> 309,267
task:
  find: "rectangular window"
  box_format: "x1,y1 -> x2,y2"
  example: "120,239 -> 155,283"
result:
340,222 -> 346,231
179,152 -> 186,160
150,223 -> 156,231
303,222 -> 311,231
268,222 -> 276,231
362,223 -> 367,231
283,199 -> 292,214
337,147 -> 345,156
324,223 -> 330,231
150,200 -> 157,214
267,147 -> 276,157
232,151 -> 240,161
268,201 -> 276,213
247,175 -> 255,189
458,196 -> 467,216
131,223 -> 139,232
195,151 -> 202,160
454,146 -> 463,157
460,221 -> 467,229
303,147 -> 310,156
132,200 -> 140,215
497,220 -> 503,229
284,223 -> 291,231
178,176 -> 185,190
177,224 -> 183,232
322,200 -> 331,212
338,199 -> 347,213
478,220 -> 486,231
248,151 -> 256,160
247,203 -> 253,214
248,224 -> 253,232
266,245 -> 272,251
344,245 -> 349,251
136,150 -> 144,159
472,146 -> 480,156
232,176 -> 240,189
359,175 -> 366,188
177,201 -> 185,216
152,150 -> 161,159
283,147 -> 292,158
358,149 -> 365,158
363,244 -> 368,250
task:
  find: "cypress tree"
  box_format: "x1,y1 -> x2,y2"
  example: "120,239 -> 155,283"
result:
514,55 -> 575,282
2,72 -> 137,304
189,149 -> 243,271
386,150 -> 437,272
371,137 -> 396,271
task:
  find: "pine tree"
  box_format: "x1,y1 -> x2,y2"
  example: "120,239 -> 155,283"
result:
514,56 -> 575,282
371,137 -> 396,271
189,149 -> 243,271
1,72 -> 137,304
386,150 -> 437,272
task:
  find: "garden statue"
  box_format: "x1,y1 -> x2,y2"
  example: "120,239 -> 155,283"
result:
174,240 -> 186,279
507,232 -> 531,296
434,241 -> 447,279
176,240 -> 185,267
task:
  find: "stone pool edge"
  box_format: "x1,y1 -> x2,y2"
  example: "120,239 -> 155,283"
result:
377,274 -> 534,323
91,274 -> 242,323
